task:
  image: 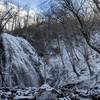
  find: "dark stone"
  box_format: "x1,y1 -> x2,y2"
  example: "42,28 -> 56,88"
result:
11,89 -> 17,94
4,87 -> 10,92
62,83 -> 76,89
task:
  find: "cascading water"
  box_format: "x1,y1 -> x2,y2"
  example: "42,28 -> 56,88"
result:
0,33 -> 44,87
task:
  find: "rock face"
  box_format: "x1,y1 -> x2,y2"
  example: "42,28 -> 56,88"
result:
0,33 -> 44,87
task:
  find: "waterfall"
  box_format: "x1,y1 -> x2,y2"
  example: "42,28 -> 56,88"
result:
0,33 -> 44,87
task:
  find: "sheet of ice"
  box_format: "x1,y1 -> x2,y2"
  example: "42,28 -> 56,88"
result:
1,33 -> 43,87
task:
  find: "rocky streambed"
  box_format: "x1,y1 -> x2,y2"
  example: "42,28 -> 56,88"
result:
0,83 -> 100,100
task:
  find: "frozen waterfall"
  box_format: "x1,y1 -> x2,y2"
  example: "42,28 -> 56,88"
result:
0,33 -> 44,87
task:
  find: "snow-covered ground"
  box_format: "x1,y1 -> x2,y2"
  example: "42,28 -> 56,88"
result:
46,38 -> 100,88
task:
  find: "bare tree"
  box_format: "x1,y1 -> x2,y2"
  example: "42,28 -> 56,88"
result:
93,0 -> 100,12
51,0 -> 100,54
0,8 -> 13,34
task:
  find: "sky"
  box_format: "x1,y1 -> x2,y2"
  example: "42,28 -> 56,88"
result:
0,0 -> 46,11
0,0 -> 49,14
15,0 -> 46,11
19,0 -> 41,8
